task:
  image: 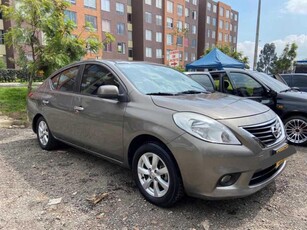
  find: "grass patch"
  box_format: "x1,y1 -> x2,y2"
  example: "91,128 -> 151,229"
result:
0,87 -> 28,121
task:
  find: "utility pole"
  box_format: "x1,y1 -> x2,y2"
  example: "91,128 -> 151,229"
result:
253,0 -> 261,70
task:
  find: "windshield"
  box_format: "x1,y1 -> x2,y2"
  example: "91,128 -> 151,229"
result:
250,71 -> 290,92
116,63 -> 206,95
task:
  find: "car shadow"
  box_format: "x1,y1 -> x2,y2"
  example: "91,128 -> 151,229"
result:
0,137 -> 277,229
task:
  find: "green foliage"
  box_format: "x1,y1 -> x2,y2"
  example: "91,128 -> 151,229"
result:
172,66 -> 185,72
0,69 -> 29,82
0,87 -> 28,121
272,43 -> 298,74
0,59 -> 6,69
256,43 -> 277,74
0,0 -> 114,91
204,45 -> 250,69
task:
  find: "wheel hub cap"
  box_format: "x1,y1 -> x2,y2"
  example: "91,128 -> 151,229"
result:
285,119 -> 307,144
38,121 -> 49,146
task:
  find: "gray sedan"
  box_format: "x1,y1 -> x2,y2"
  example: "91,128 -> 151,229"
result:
27,60 -> 295,207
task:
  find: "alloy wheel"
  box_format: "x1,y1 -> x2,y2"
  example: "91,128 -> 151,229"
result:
137,152 -> 170,198
38,120 -> 49,146
285,118 -> 307,144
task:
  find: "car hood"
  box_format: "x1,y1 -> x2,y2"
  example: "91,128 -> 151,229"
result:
278,91 -> 307,102
151,92 -> 270,120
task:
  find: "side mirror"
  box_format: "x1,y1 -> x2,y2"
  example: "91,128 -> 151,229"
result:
97,85 -> 119,99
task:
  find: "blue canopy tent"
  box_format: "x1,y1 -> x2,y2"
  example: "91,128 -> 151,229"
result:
186,48 -> 245,70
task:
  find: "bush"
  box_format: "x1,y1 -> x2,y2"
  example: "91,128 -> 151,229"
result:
0,69 -> 29,82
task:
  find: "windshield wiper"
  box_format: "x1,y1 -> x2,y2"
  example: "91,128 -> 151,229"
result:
177,90 -> 207,95
146,92 -> 178,96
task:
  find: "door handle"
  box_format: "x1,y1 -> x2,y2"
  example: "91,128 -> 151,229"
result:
42,100 -> 49,105
74,106 -> 84,112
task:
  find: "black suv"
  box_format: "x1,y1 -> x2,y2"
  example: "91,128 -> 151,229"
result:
185,69 -> 307,145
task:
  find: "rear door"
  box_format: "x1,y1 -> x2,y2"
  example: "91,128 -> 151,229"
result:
71,63 -> 127,161
292,75 -> 307,92
42,65 -> 80,142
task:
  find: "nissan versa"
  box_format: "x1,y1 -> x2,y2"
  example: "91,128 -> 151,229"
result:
27,60 -> 296,207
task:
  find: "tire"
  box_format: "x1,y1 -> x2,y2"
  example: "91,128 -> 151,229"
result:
36,117 -> 59,150
132,142 -> 184,207
284,116 -> 307,145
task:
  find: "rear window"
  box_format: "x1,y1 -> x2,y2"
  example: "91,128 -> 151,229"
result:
51,66 -> 79,92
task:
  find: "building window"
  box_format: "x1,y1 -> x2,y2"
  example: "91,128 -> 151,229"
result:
230,24 -> 233,31
212,30 -> 216,39
191,39 -> 196,48
233,36 -> 237,43
67,0 -> 76,4
103,43 -> 112,52
177,21 -> 183,30
145,12 -> 152,23
156,15 -> 162,26
102,19 -> 111,32
166,49 -> 171,60
64,10 -> 77,24
234,14 -> 238,21
185,8 -> 189,17
101,0 -> 110,11
206,16 -> 210,24
85,15 -> 97,29
219,20 -> 223,29
192,11 -> 197,20
117,23 -> 125,35
0,30 -> 4,44
205,43 -> 209,50
212,18 -> 216,27
218,32 -> 222,41
177,36 -> 183,46
156,49 -> 162,58
234,25 -> 237,32
116,3 -> 124,14
224,34 -> 228,42
192,0 -> 197,5
225,21 -> 229,30
207,29 -> 211,38
185,52 -> 189,61
146,47 -> 152,57
128,13 -> 132,23
229,35 -> 232,42
167,1 -> 173,13
192,25 -> 196,34
185,22 -> 189,30
167,34 -> 173,45
156,32 -> 162,42
128,48 -> 133,58
145,0 -> 152,5
118,42 -> 126,54
156,0 -> 162,8
177,4 -> 183,16
145,30 -> 152,41
207,2 -> 212,11
84,0 -> 96,9
191,53 -> 196,61
226,10 -> 230,18
213,5 -> 217,13
219,7 -> 224,16
167,17 -> 173,28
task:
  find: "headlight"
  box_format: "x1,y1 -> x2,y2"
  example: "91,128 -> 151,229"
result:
173,112 -> 241,145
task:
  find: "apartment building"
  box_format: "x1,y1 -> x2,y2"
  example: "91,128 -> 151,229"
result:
0,1 -> 7,67
101,0 -> 133,60
198,0 -> 238,58
65,0 -> 103,58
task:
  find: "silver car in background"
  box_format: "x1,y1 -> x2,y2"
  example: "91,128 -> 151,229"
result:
27,60 -> 296,207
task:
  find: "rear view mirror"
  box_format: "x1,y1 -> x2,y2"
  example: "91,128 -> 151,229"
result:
97,85 -> 119,99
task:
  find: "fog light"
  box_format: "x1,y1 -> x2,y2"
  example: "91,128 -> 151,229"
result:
218,173 -> 240,187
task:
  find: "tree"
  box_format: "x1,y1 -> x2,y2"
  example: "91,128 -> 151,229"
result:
273,43 -> 298,74
1,0 -> 114,92
204,45 -> 250,69
256,43 -> 277,74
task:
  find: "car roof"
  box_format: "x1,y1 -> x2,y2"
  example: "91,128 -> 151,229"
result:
280,73 -> 307,76
184,71 -> 210,74
210,68 -> 248,73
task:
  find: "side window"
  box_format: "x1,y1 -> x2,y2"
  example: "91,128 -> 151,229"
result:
293,75 -> 307,87
222,76 -> 235,95
189,74 -> 215,91
51,67 -> 79,92
281,75 -> 291,85
81,64 -> 120,95
229,72 -> 264,97
211,74 -> 220,90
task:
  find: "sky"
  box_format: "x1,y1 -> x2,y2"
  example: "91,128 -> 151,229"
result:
221,0 -> 307,67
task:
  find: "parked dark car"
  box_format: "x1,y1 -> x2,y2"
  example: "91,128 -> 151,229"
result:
27,61 -> 295,207
185,69 -> 307,145
279,73 -> 307,92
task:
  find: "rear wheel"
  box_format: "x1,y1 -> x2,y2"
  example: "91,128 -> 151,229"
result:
36,117 -> 59,150
132,142 -> 184,207
284,116 -> 307,145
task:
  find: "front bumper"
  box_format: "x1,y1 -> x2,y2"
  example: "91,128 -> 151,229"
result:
167,133 -> 296,199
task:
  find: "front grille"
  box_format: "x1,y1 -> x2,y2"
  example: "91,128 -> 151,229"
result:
249,163 -> 282,186
243,119 -> 282,147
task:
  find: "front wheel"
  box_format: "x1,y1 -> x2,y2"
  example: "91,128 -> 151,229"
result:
284,116 -> 307,145
132,142 -> 184,207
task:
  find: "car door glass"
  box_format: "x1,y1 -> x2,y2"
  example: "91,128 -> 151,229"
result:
211,74 -> 220,90
281,75 -> 291,85
189,74 -> 215,91
81,64 -> 120,95
229,72 -> 264,97
293,75 -> 307,87
54,67 -> 79,92
222,76 -> 235,95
